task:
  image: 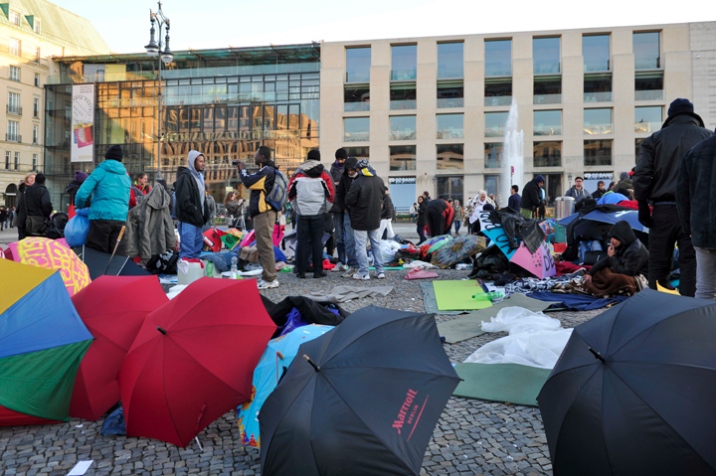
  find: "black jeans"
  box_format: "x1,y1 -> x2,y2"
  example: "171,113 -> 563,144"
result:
648,204 -> 696,296
87,219 -> 127,255
296,215 -> 325,276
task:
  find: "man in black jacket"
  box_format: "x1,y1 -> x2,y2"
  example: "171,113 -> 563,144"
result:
334,157 -> 360,276
329,148 -> 347,269
634,98 -> 713,295
520,175 -> 544,219
175,150 -> 210,259
25,173 -> 53,236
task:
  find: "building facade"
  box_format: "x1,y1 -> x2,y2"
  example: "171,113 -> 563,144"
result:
320,22 -> 716,210
0,0 -> 108,208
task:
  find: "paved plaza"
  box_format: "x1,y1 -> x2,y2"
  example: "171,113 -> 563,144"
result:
0,224 -> 603,476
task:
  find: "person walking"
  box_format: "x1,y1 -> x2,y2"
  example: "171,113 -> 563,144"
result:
378,186 -> 396,240
508,185 -> 521,213
174,150 -> 210,259
677,133 -> 716,299
345,159 -> 386,280
634,98 -> 712,296
24,173 -> 53,236
8,206 -> 15,229
288,149 -> 334,278
453,199 -> 464,235
521,175 -> 544,219
76,146 -> 132,253
236,146 -> 281,289
329,148 -> 347,270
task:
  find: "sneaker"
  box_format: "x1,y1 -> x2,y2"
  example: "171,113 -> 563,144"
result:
331,262 -> 345,272
257,279 -> 279,289
352,272 -> 370,280
376,272 -> 386,279
342,266 -> 356,278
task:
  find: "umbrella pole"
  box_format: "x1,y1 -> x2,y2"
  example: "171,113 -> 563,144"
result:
194,436 -> 203,451
103,226 -> 126,275
116,256 -> 130,276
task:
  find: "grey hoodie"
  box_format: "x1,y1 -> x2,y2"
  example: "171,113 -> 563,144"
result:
187,150 -> 205,209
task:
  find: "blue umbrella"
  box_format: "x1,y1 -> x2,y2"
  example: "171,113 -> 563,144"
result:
582,209 -> 648,233
237,324 -> 334,448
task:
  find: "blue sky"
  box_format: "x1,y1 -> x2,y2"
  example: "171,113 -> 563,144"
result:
56,0 -> 711,53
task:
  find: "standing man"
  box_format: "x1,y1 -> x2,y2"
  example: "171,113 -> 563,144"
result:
129,173 -> 151,208
677,133 -> 716,299
203,186 -> 217,230
329,148 -> 347,270
592,181 -> 607,200
174,150 -> 210,259
236,146 -> 280,290
508,185 -> 521,213
335,157 -> 360,276
345,159 -> 386,280
25,174 -> 53,236
75,145 -> 131,253
564,176 -> 591,205
288,149 -> 334,278
0,207 -> 6,231
521,175 -> 544,219
634,98 -> 712,296
378,186 -> 396,240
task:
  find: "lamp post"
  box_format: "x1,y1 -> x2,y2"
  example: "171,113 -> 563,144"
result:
144,1 -> 173,181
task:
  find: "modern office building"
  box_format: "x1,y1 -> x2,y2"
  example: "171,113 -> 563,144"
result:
0,0 -> 108,208
320,21 -> 716,210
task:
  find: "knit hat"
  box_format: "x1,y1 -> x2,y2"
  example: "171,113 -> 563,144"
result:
619,172 -> 630,181
534,175 -> 545,183
307,149 -> 321,162
335,148 -> 348,160
74,171 -> 88,183
105,145 -> 123,161
668,98 -> 694,118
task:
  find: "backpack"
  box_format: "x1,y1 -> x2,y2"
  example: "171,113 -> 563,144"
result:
266,169 -> 288,212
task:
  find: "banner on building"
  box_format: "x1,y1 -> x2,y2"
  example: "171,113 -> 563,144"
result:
71,84 -> 95,162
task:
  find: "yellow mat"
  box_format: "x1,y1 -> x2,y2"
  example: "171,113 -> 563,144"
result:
432,280 -> 493,311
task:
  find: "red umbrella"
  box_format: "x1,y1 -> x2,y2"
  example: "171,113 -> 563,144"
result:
70,275 -> 168,421
118,277 -> 276,447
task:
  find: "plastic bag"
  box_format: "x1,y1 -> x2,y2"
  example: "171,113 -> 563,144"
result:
64,208 -> 90,247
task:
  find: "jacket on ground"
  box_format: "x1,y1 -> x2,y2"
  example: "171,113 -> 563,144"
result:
75,160 -> 131,221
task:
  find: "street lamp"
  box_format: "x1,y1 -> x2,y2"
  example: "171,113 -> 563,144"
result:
145,1 -> 173,180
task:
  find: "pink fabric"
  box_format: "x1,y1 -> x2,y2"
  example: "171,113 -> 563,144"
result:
404,268 -> 438,280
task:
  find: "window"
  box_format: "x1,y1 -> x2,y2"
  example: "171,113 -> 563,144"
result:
32,154 -> 38,170
485,39 -> 512,77
634,32 -> 660,70
344,85 -> 370,112
390,145 -> 416,171
485,78 -> 512,106
437,114 -> 463,139
533,37 -> 561,74
343,117 -> 369,142
583,34 -> 610,72
35,47 -> 40,61
484,175 -> 502,199
485,111 -> 508,137
34,19 -> 41,34
14,152 -> 19,170
635,72 -> 663,101
7,93 -> 20,115
10,10 -> 20,25
635,106 -> 662,133
584,139 -> 612,166
485,143 -> 504,168
4,151 -> 9,170
34,73 -> 40,87
437,81 -> 463,108
437,176 -> 464,203
584,108 -> 612,135
584,73 -> 611,102
389,115 -> 416,140
437,42 -> 463,79
390,83 -> 416,110
33,125 -> 39,144
391,44 -> 417,81
10,38 -> 21,57
344,147 -> 369,160
534,141 -> 562,167
534,76 -> 561,104
534,110 -> 562,136
33,97 -> 40,118
346,47 -> 371,83
437,144 -> 464,170
9,66 -> 20,82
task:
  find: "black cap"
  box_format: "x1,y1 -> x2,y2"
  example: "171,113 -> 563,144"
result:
105,145 -> 123,161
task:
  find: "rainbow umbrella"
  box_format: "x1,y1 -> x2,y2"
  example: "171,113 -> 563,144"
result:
0,259 -> 93,426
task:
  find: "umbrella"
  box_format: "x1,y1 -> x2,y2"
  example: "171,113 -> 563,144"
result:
510,241 -> 556,279
581,208 -> 648,233
432,234 -> 485,268
260,305 -> 461,476
72,245 -> 149,280
70,275 -> 169,421
118,277 -> 276,447
0,259 -> 93,426
5,237 -> 91,296
237,324 -> 334,448
538,289 -> 716,475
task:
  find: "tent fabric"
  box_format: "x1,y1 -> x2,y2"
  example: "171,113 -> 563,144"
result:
261,295 -> 347,338
527,291 -> 629,311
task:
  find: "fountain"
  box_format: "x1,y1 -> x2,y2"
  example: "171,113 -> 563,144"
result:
500,99 -> 524,208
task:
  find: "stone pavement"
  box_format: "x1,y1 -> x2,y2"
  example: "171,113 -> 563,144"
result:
0,223 -> 606,475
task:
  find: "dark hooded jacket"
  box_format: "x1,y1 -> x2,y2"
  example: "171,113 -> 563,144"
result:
521,177 -> 543,211
175,151 -> 210,227
588,220 -> 649,277
634,114 -> 712,204
345,169 -> 385,230
329,161 -> 344,213
334,157 -> 358,213
677,134 -> 716,248
26,183 -> 52,218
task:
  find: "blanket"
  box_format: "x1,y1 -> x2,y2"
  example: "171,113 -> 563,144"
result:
306,285 -> 394,303
527,291 -> 629,311
583,268 -> 646,297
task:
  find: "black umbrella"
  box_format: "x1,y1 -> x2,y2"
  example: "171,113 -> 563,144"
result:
538,289 -> 716,475
72,246 -> 149,280
259,305 -> 460,476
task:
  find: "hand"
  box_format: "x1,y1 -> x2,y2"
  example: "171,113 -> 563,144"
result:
584,274 -> 592,282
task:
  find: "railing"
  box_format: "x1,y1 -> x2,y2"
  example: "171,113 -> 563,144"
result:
5,134 -> 21,143
437,98 -> 464,108
6,105 -> 22,116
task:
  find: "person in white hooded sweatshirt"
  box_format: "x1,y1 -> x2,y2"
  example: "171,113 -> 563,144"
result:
174,150 -> 210,259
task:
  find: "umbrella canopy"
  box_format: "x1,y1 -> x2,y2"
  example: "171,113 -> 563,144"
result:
118,277 -> 276,447
6,237 -> 91,296
538,289 -> 716,475
70,275 -> 169,421
72,246 -> 149,280
0,259 -> 93,425
432,234 -> 485,269
581,208 -> 648,233
260,306 -> 460,476
238,324 -> 334,448
510,241 -> 556,279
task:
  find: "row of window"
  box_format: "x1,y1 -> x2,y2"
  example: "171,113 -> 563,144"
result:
6,38 -> 41,60
343,107 -> 662,142
3,151 -> 38,171
7,10 -> 41,33
5,120 -> 40,144
346,32 -> 660,83
6,93 -> 41,118
7,66 -> 41,87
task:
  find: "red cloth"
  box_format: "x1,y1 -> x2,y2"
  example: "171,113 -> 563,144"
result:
555,261 -> 584,276
616,200 -> 639,210
129,185 -> 151,208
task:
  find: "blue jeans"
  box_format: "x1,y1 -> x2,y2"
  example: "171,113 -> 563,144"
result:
343,211 -> 358,268
695,247 -> 716,299
354,228 -> 384,277
178,221 -> 204,259
332,212 -> 345,264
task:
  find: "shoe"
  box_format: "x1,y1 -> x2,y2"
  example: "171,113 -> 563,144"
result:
257,279 -> 279,289
376,272 -> 386,279
342,266 -> 355,278
296,273 -> 306,279
331,263 -> 345,272
353,273 -> 370,280
314,272 -> 327,278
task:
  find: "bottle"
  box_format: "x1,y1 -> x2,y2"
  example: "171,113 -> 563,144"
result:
230,256 -> 239,279
205,260 -> 214,277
